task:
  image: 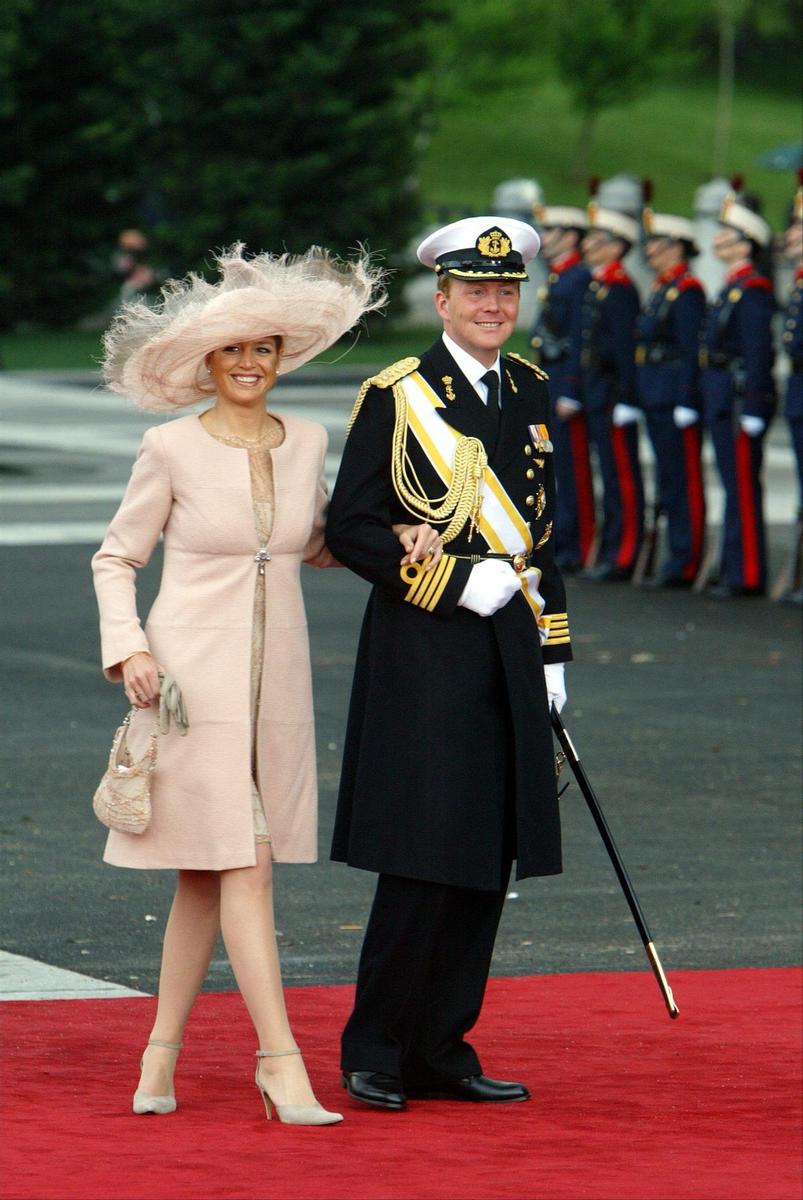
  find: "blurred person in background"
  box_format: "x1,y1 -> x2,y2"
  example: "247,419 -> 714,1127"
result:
636,196 -> 707,588
577,200 -> 644,581
776,173 -> 803,603
530,203 -> 595,573
700,184 -> 776,597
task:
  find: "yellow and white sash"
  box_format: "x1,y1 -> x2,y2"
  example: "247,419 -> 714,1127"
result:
399,371 -> 548,639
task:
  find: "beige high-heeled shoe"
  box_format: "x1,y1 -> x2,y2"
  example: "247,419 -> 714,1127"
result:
255,1048 -> 343,1126
132,1038 -> 183,1115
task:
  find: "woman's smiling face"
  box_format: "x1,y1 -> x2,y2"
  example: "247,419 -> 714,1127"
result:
205,337 -> 281,405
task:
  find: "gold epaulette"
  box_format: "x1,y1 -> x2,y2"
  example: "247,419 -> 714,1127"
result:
369,356 -> 420,389
346,357 -> 421,434
507,352 -> 549,381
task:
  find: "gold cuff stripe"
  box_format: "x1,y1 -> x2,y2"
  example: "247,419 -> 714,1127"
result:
402,555 -> 456,611
416,559 -> 449,608
406,560 -> 437,602
424,555 -> 456,611
543,611 -> 570,644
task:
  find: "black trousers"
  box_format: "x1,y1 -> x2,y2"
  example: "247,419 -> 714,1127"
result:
341,870 -> 510,1086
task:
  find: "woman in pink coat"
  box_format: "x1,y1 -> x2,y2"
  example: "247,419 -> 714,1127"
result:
93,245 -> 442,1126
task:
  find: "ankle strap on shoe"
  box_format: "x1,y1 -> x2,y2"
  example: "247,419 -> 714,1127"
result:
148,1039 -> 183,1050
255,1047 -> 300,1058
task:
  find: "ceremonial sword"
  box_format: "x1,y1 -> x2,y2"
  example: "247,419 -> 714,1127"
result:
550,706 -> 680,1019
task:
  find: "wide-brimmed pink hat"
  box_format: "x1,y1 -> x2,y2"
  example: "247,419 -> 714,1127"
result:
103,243 -> 386,412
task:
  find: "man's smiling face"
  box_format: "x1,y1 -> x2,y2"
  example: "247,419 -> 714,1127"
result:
434,278 -> 520,366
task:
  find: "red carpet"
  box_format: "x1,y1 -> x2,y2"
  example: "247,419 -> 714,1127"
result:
2,967 -> 801,1200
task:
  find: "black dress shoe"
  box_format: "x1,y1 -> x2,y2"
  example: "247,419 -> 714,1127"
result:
641,574 -> 692,590
583,563 -> 633,583
341,1071 -> 406,1111
707,583 -> 766,599
406,1074 -> 530,1103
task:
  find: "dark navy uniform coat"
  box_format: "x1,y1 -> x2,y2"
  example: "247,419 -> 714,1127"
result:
326,338 -> 572,892
701,263 -> 775,423
635,262 -> 706,413
531,250 -> 590,400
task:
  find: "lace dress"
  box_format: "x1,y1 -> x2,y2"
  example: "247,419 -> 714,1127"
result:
209,420 -> 286,846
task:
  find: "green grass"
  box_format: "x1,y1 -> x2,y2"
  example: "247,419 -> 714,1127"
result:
0,326 -> 537,373
420,75 -> 799,223
0,331 -> 104,371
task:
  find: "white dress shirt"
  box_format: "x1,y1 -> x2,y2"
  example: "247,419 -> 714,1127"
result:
442,333 -> 501,406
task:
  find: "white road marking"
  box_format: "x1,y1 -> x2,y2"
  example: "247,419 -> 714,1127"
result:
0,950 -> 149,1000
0,521 -> 112,545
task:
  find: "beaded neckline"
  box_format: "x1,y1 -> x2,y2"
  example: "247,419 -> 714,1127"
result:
205,416 -> 285,450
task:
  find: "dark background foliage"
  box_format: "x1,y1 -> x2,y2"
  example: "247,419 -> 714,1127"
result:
0,0 -> 442,328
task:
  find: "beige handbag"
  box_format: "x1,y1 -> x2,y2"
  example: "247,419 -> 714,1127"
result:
92,672 -> 188,835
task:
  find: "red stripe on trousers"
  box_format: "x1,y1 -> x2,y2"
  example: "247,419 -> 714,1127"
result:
568,415 -> 596,563
611,424 -> 639,569
682,425 -> 706,581
735,430 -> 761,590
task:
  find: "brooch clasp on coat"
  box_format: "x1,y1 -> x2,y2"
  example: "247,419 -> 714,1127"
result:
254,547 -> 272,575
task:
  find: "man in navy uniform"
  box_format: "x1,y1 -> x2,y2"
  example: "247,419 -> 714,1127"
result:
636,204 -> 707,587
577,204 -> 645,581
777,175 -> 803,602
530,204 -> 595,572
327,216 -> 572,1112
701,189 -> 775,597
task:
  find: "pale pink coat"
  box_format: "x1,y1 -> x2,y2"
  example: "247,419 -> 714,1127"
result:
92,412 -> 329,870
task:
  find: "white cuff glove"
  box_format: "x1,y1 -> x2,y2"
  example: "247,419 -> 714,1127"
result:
673,405 -> 699,429
544,662 -> 567,713
612,403 -> 641,427
556,396 -> 582,413
458,559 -> 521,618
740,415 -> 766,437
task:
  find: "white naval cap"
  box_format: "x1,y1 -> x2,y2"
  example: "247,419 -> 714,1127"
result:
718,193 -> 772,248
586,204 -> 640,246
533,204 -> 588,231
642,209 -> 699,252
416,215 -> 540,280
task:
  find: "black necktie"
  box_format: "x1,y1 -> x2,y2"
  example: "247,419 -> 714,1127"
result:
481,370 -> 500,444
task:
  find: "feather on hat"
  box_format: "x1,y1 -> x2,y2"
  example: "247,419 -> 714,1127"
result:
103,243 -> 386,412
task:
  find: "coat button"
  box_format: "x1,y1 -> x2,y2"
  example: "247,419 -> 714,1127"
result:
526,468 -> 535,479
524,445 -> 532,456
526,495 -> 535,507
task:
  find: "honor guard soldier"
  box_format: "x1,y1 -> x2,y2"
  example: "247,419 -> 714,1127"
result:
578,200 -> 645,581
775,173 -> 803,602
327,216 -> 572,1113
530,204 -> 596,572
701,185 -> 776,597
637,198 -> 707,587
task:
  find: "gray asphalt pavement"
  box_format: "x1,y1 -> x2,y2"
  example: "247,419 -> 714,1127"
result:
1,372 -> 801,996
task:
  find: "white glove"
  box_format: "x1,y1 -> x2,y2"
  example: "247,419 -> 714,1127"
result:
673,406 -> 699,429
740,415 -> 766,437
612,403 -> 641,427
458,559 -> 521,618
544,662 -> 567,713
554,398 -> 578,422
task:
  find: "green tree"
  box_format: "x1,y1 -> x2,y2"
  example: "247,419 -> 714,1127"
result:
1,0 -> 442,329
706,0 -> 800,174
0,0 -> 131,327
433,0 -> 702,183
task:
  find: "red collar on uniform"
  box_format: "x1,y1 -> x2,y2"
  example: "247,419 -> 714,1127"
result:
655,262 -> 688,286
726,262 -> 755,284
594,260 -> 630,285
796,266 -> 803,282
551,250 -> 583,274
